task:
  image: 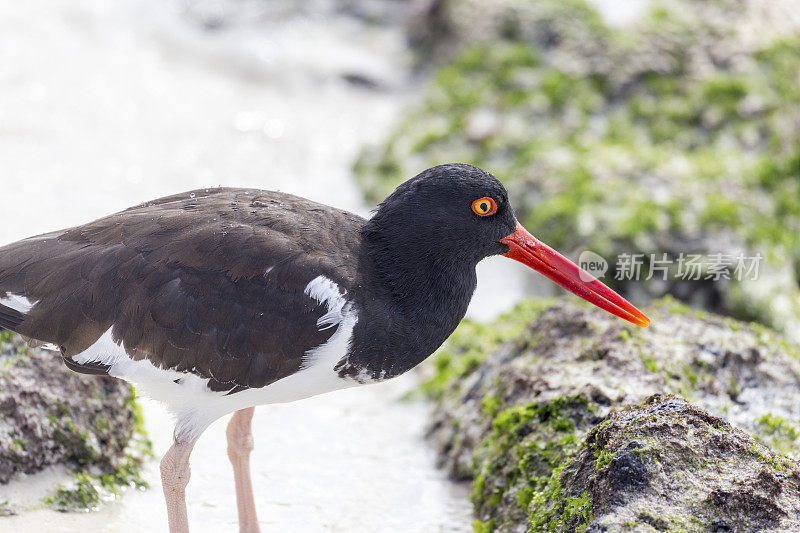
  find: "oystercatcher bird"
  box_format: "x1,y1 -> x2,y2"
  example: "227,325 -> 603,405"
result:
0,164 -> 648,532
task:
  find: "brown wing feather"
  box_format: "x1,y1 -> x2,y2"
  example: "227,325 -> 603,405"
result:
0,188 -> 365,390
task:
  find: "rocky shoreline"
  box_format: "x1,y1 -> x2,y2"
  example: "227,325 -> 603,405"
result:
0,331 -> 150,513
423,298 -> 800,531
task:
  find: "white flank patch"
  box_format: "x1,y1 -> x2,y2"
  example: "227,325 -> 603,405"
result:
304,275 -> 347,329
72,327 -> 238,440
72,328 -> 130,367
0,293 -> 38,314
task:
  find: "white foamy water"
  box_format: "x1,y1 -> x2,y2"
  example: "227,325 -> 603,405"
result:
588,0 -> 651,26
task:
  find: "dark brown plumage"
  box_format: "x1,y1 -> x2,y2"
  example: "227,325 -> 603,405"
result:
0,188 -> 365,391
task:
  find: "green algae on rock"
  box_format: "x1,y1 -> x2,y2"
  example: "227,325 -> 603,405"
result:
357,0 -> 800,338
0,332 -> 151,512
550,395 -> 800,532
425,298 -> 800,531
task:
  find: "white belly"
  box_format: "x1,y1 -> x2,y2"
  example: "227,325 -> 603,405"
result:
70,293 -> 363,441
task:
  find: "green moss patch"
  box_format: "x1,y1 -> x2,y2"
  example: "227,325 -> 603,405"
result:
471,395 -> 599,530
42,389 -> 152,511
45,453 -> 150,512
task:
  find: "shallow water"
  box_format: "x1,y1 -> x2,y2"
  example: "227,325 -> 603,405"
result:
0,0 -> 537,531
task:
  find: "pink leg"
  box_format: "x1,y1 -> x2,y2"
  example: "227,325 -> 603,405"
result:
227,407 -> 261,533
160,436 -> 197,533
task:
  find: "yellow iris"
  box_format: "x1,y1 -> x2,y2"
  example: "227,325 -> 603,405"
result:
471,197 -> 497,216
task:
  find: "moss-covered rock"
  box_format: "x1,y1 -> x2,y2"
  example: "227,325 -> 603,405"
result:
425,298 -> 800,531
406,0 -> 609,67
546,395 -> 800,532
357,0 -> 800,338
0,332 -> 151,511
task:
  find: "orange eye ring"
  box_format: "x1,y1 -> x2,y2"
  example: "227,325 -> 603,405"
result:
471,197 -> 497,217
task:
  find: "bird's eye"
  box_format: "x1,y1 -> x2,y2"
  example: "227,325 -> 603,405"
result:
471,197 -> 497,217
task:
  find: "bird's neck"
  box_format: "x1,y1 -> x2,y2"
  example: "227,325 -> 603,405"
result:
359,223 -> 478,362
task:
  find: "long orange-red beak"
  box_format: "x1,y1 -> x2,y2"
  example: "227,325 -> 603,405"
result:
500,222 -> 650,327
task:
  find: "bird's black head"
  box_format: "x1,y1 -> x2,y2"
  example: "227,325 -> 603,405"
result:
364,163 -> 651,328
365,164 -> 516,266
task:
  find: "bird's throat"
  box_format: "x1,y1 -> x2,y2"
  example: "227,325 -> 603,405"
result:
356,227 -> 478,372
